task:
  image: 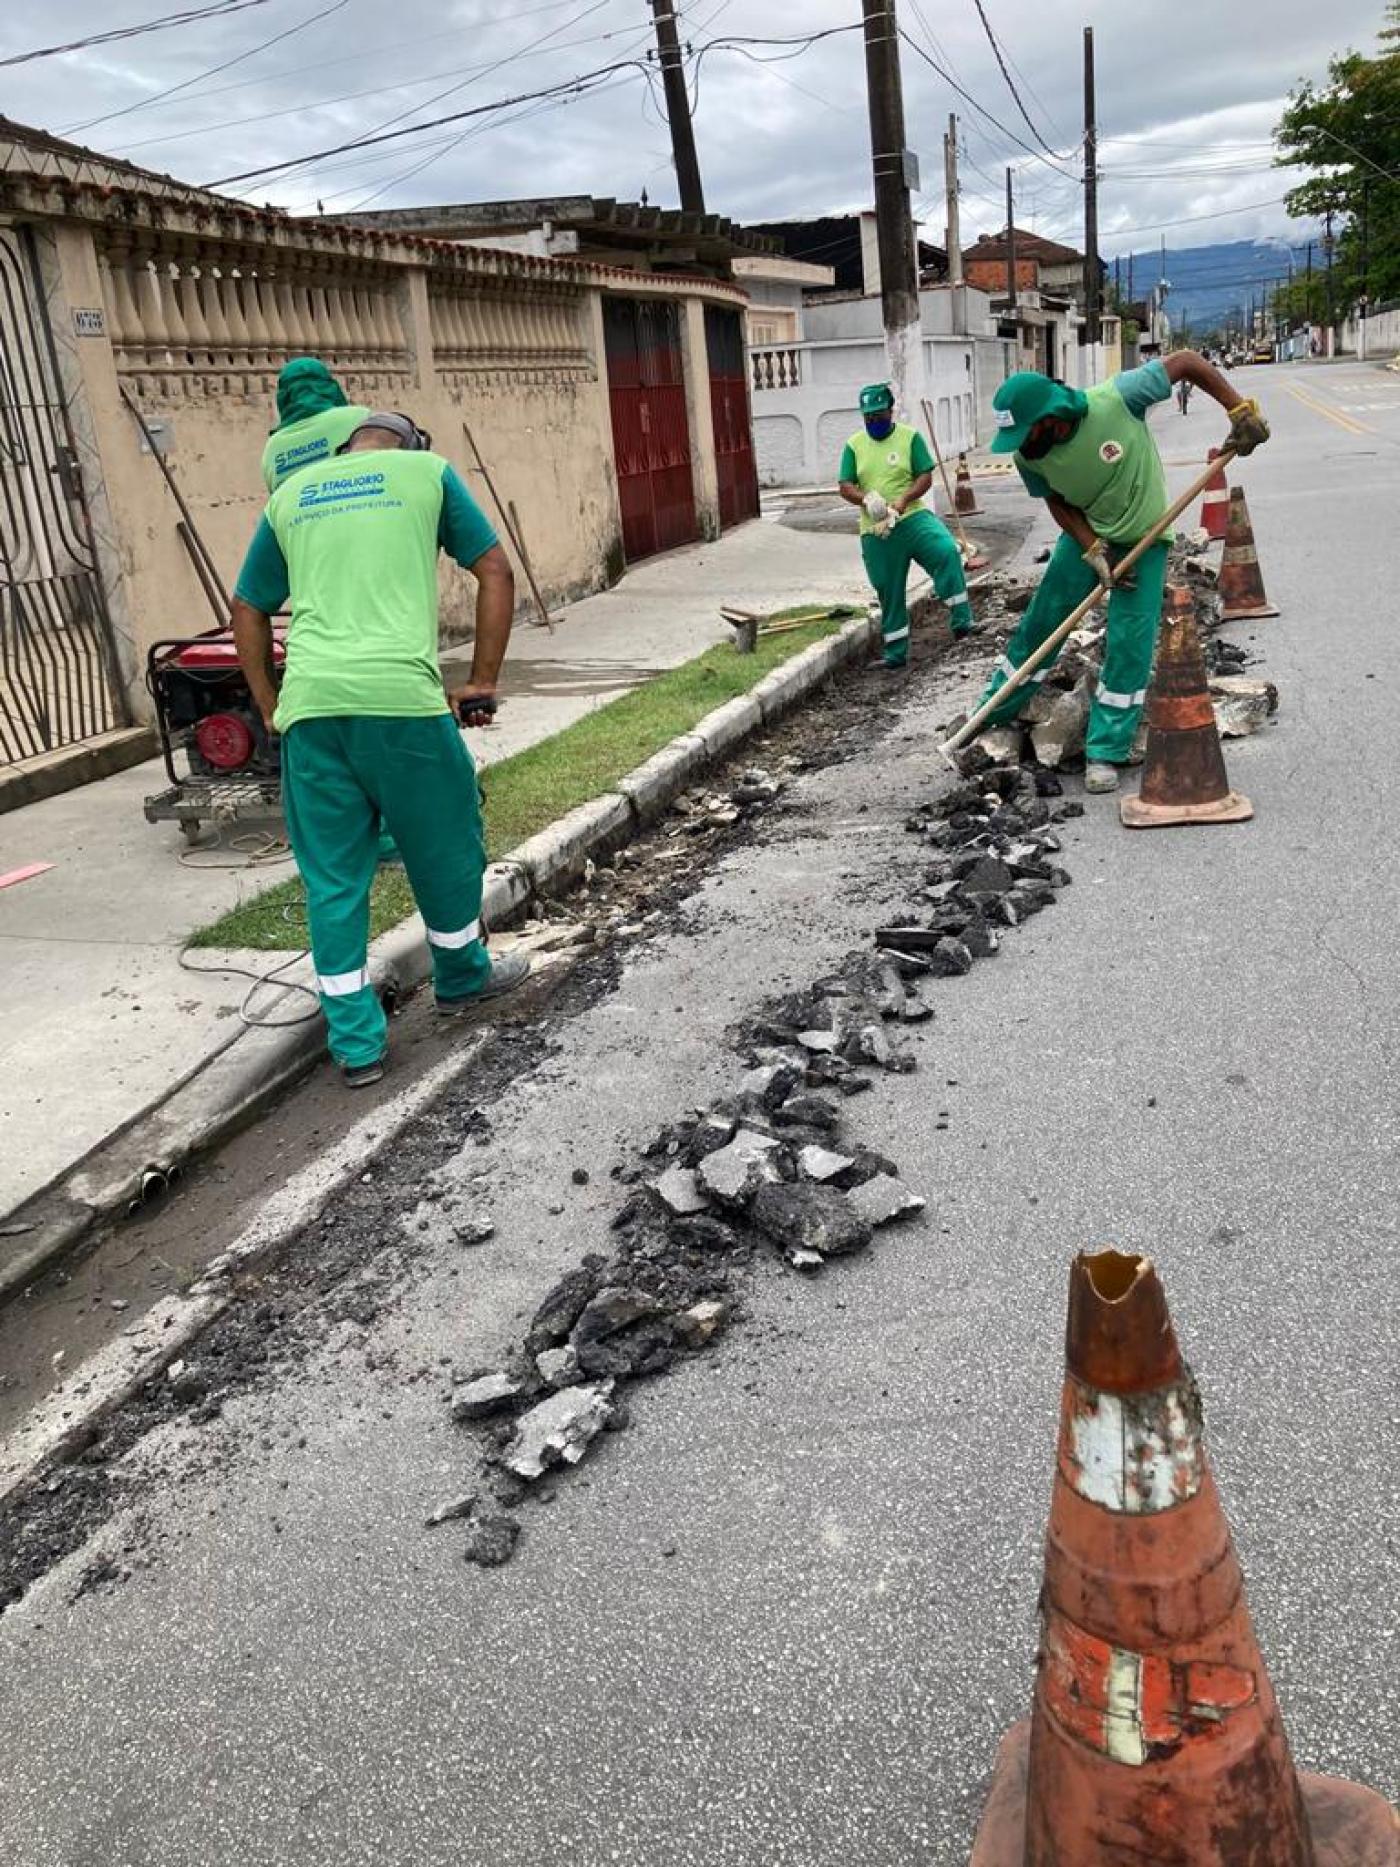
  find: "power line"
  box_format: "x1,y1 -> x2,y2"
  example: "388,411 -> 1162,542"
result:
898,28 -> 1078,182
110,13 -> 641,155
205,53 -> 650,186
63,0 -> 351,138
207,25 -> 858,191
968,0 -> 1060,158
0,0 -> 273,69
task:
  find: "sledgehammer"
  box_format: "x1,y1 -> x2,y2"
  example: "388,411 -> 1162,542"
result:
936,446 -> 1239,767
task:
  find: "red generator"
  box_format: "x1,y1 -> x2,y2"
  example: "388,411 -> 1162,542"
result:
143,629 -> 286,843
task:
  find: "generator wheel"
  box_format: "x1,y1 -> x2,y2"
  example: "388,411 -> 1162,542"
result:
180,819 -> 203,846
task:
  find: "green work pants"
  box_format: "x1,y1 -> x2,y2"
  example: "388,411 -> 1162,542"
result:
860,509 -> 972,666
281,715 -> 492,1069
976,532 -> 1169,763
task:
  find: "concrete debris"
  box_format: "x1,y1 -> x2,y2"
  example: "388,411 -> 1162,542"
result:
751,1182 -> 873,1259
571,1284 -> 677,1380
930,936 -> 974,977
535,1345 -> 581,1389
462,1513 -> 521,1567
697,1130 -> 785,1208
1210,675 -> 1278,737
785,1247 -> 825,1272
971,725 -> 1023,766
677,1299 -> 729,1348
741,1060 -> 803,1109
1029,678 -> 1092,769
654,1165 -> 710,1216
668,1214 -> 741,1253
450,1371 -> 525,1422
425,1492 -> 477,1528
456,1216 -> 496,1247
526,1255 -> 608,1354
846,1175 -> 927,1227
798,1028 -> 838,1053
798,1143 -> 856,1183
502,1382 -> 618,1480
733,768 -> 782,805
686,1111 -> 737,1162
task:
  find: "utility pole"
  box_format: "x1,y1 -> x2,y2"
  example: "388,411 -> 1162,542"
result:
1359,180 -> 1371,360
862,0 -> 924,412
943,111 -> 964,334
1305,240 -> 1314,339
1323,206 -> 1335,357
1082,27 -> 1100,348
1005,167 -> 1018,310
650,0 -> 705,214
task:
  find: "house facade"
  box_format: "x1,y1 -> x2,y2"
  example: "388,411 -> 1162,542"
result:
0,130 -> 755,781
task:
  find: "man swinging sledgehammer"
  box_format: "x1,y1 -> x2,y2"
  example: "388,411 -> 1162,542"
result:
976,353 -> 1269,792
839,383 -> 974,669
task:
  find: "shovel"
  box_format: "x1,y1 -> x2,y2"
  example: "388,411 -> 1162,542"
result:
921,397 -> 988,571
936,447 -> 1238,767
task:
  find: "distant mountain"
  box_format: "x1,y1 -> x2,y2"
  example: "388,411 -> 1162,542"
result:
1108,239 -> 1317,335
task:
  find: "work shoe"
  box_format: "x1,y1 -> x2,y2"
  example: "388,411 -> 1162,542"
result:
881,658 -> 909,674
1083,760 -> 1120,794
435,951 -> 532,1017
341,1054 -> 387,1090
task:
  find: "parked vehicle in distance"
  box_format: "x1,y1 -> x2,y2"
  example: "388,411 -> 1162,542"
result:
1251,344 -> 1273,364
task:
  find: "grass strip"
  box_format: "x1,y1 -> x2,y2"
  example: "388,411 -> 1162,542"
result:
188,616 -> 850,953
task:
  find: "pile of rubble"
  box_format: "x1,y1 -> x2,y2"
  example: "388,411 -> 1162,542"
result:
874,762 -> 1081,978
954,536 -> 1278,769
438,954 -> 929,1565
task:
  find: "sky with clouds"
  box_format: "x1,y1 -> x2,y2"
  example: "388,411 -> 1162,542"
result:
0,0 -> 1387,257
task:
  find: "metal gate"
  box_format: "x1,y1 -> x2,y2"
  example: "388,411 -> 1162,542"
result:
705,305 -> 759,531
602,297 -> 697,564
0,224 -> 124,766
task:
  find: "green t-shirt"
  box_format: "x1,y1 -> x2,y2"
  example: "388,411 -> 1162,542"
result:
1013,362 -> 1172,544
260,404 -> 372,491
839,423 -> 935,534
234,449 -> 498,732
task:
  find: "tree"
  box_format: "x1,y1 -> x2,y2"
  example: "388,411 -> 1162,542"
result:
1274,3 -> 1400,312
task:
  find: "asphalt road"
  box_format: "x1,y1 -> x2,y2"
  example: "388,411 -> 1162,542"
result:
2,360 -> 1397,1865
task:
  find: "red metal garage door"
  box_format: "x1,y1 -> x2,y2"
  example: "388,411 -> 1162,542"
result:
602,298 -> 697,564
705,304 -> 759,531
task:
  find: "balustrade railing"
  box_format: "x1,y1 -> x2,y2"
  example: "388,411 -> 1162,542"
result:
428,277 -> 592,384
97,232 -> 411,396
750,346 -> 802,392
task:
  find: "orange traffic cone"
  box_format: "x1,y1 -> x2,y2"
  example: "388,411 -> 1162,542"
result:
954,455 -> 981,517
1199,445 -> 1230,540
969,1250 -> 1400,1866
1218,484 -> 1279,619
1120,585 -> 1253,828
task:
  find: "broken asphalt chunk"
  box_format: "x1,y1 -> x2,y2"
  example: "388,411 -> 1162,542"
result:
502,1383 -> 618,1480
462,1513 -> 521,1568
697,1130 -> 784,1209
798,1143 -> 856,1183
846,1176 -> 927,1227
677,1299 -> 729,1348
751,1182 -> 873,1259
450,1372 -> 525,1422
654,1165 -> 710,1216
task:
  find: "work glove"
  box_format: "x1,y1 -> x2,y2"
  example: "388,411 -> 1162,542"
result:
1226,397 -> 1270,455
1082,538 -> 1114,596
862,490 -> 889,524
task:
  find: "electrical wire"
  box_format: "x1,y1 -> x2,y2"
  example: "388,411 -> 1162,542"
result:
968,0 -> 1060,159
204,53 -> 649,186
898,28 -> 1078,182
63,0 -> 352,139
0,0 -> 273,68
110,13 -> 642,156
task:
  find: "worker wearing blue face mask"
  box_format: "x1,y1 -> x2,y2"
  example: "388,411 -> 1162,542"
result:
838,382 -> 973,669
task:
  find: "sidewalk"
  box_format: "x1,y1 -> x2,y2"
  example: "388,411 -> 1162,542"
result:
0,517 -> 872,1231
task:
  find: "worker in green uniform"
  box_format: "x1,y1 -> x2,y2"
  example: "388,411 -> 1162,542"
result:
977,353 -> 1270,792
231,411 -> 526,1088
260,357 -> 370,492
838,383 -> 973,669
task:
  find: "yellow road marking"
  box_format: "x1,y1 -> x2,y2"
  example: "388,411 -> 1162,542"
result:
1285,381 -> 1371,436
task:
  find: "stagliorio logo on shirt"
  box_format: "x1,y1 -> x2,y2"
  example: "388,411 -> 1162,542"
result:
291,469 -> 404,521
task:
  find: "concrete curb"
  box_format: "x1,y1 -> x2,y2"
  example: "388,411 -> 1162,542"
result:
0,613 -> 877,1304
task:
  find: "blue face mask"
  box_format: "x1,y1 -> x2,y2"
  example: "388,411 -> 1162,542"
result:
864,414 -> 895,440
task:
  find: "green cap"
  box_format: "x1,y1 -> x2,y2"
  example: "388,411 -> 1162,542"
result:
989,371 -> 1085,453
859,382 -> 895,416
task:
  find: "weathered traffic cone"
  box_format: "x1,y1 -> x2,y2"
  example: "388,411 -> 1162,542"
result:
969,1249 -> 1400,1866
954,454 -> 981,517
1199,445 -> 1230,540
1218,484 -> 1279,619
1119,584 -> 1253,828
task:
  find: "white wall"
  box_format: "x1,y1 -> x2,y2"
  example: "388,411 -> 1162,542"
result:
750,334 -> 978,487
